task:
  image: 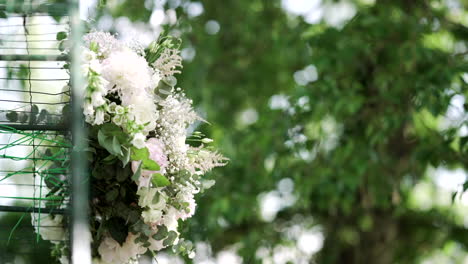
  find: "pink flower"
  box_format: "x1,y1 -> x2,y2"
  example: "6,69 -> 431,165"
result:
131,138 -> 168,188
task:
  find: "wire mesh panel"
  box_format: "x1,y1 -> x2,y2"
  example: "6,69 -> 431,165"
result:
0,1 -> 72,263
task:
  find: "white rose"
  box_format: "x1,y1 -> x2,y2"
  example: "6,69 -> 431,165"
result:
131,133 -> 146,149
98,234 -> 146,264
124,94 -> 157,128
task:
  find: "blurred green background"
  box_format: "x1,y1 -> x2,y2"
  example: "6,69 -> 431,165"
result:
2,0 -> 468,263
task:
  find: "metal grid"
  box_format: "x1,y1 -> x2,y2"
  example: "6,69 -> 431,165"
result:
0,1 -> 73,263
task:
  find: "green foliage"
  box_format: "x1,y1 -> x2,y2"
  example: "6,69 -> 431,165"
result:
131,146 -> 160,171
151,173 -> 171,187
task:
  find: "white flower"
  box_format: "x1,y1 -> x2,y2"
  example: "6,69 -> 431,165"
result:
94,109 -> 105,125
82,48 -> 96,62
176,135 -> 188,153
98,233 -> 146,264
148,236 -> 165,251
124,94 -> 158,132
107,102 -> 117,113
163,207 -> 180,231
89,59 -> 102,74
101,50 -> 153,96
131,133 -> 146,149
142,208 -> 163,223
31,214 -> 66,243
83,102 -> 94,117
91,92 -> 106,107
175,189 -> 197,220
112,115 -> 123,126
84,31 -> 122,58
115,105 -> 125,115
137,187 -> 166,210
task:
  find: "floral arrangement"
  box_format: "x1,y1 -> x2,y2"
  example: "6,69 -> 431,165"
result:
32,31 -> 226,264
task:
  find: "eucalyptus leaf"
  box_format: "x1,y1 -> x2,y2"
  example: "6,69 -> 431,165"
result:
152,225 -> 168,240
163,231 -> 178,247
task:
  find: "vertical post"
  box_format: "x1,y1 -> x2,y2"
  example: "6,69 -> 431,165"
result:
69,0 -> 91,263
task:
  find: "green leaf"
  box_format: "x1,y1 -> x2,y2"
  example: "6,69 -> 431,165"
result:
120,186 -> 127,198
131,162 -> 142,181
120,147 -> 131,167
151,173 -> 170,187
106,189 -> 119,202
6,111 -> 18,122
143,159 -> 160,171
131,146 -> 160,171
102,154 -> 117,163
152,192 -> 160,204
152,225 -> 168,240
98,130 -> 109,150
116,165 -> 130,182
108,218 -> 128,246
163,231 -> 178,247
56,31 -> 67,41
112,136 -> 123,156
131,146 -> 150,160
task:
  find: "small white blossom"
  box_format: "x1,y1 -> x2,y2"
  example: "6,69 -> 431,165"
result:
94,109 -> 105,125
115,105 -> 125,115
91,92 -> 106,107
132,133 -> 146,149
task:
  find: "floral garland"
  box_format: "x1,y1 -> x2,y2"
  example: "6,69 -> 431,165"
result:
32,31 -> 226,264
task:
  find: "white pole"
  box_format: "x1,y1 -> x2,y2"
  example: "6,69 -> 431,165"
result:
69,0 -> 92,263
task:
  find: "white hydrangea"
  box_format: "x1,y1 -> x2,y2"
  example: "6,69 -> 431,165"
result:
31,214 -> 66,243
142,209 -> 163,223
98,233 -> 146,264
175,187 -> 197,220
